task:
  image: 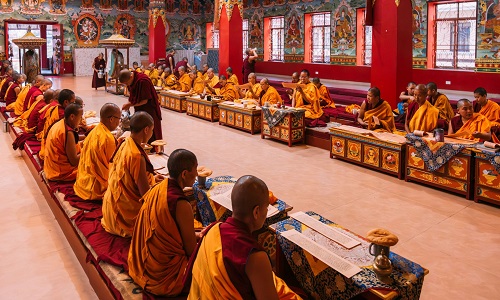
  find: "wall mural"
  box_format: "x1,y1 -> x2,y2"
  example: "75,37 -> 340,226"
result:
284,8 -> 304,62
114,13 -> 135,39
477,0 -> 500,71
412,0 -> 427,68
331,0 -> 356,65
73,13 -> 102,47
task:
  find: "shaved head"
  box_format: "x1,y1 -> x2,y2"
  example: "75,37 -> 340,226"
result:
34,75 -> 44,85
118,69 -> 132,83
42,79 -> 52,85
457,98 -> 472,109
100,103 -> 120,119
231,175 -> 269,218
43,89 -> 55,103
167,149 -> 198,179
74,96 -> 83,107
130,111 -> 154,133
64,103 -> 82,120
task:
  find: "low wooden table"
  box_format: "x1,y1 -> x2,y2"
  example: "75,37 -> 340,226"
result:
159,90 -> 188,112
329,125 -> 407,179
185,95 -> 222,122
218,101 -> 262,134
261,107 -> 305,147
474,151 -> 500,205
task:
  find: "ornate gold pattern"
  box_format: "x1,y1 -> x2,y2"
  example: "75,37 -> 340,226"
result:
214,0 -> 243,28
149,8 -> 166,28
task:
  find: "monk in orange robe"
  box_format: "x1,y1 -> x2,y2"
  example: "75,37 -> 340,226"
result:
204,68 -> 219,95
43,103 -> 83,182
188,175 -> 301,300
14,79 -> 52,129
0,66 -> 13,101
259,78 -> 282,106
473,87 -> 500,126
22,75 -> 45,112
74,103 -> 121,200
238,73 -> 262,101
226,67 -> 239,86
357,87 -> 396,133
128,149 -> 199,297
189,70 -> 205,95
427,82 -> 454,121
101,112 -> 164,238
448,99 -> 492,141
4,73 -> 25,108
161,68 -> 178,90
207,75 -> 238,101
293,70 -> 324,120
7,75 -> 29,116
405,84 -> 439,133
176,66 -> 192,92
312,77 -> 335,108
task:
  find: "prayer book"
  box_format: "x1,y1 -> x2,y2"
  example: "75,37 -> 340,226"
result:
413,130 -> 428,137
211,188 -> 279,218
281,82 -> 306,89
281,229 -> 362,278
290,212 -> 361,249
476,142 -> 500,153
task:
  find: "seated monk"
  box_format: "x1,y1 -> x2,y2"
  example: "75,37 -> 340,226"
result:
259,78 -> 282,106
226,67 -> 239,86
427,82 -> 454,122
176,66 -> 192,92
43,103 -> 83,182
74,103 -> 121,200
293,69 -> 325,122
206,75 -> 238,101
23,88 -> 55,133
473,87 -> 500,125
448,99 -> 492,141
148,64 -> 159,86
405,84 -> 439,133
189,70 -> 205,95
131,62 -> 142,73
162,67 -> 178,90
238,73 -> 262,100
201,64 -> 209,78
38,89 -> 76,160
14,79 -> 53,131
101,111 -> 163,238
189,175 -> 301,300
4,73 -> 25,107
282,72 -> 299,106
7,74 -> 29,115
128,149 -> 199,297
0,66 -> 13,101
23,75 -> 45,112
357,87 -> 396,132
204,68 -> 219,95
312,77 -> 335,108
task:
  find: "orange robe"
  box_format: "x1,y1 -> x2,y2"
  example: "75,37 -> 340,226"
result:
227,74 -> 239,86
38,104 -> 64,160
205,75 -> 220,95
13,97 -> 44,131
431,93 -> 454,121
478,100 -> 500,125
191,76 -> 205,94
128,179 -> 189,296
244,83 -> 262,100
260,86 -> 282,106
454,113 -> 492,141
409,100 -> 439,132
362,100 -> 396,133
163,74 -> 178,90
74,123 -> 117,200
101,137 -> 155,237
43,119 -> 81,182
7,84 -> 31,115
188,221 -> 301,300
318,84 -> 335,108
149,68 -> 159,86
177,73 -> 192,92
218,83 -> 239,101
294,82 -> 323,119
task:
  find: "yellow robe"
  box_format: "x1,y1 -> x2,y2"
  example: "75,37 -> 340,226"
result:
177,73 -> 192,92
363,100 -> 396,133
163,74 -> 178,90
244,83 -> 262,100
43,119 -> 81,182
149,69 -> 159,86
409,101 -> 439,132
191,76 -> 205,94
101,137 -> 155,238
455,113 -> 492,141
218,83 -> 239,101
294,82 -> 323,119
478,100 -> 500,126
205,75 -> 220,95
0,78 -> 6,94
74,123 -> 117,200
432,94 -> 454,121
38,104 -> 63,160
260,86 -> 282,106
8,84 -> 31,115
13,97 -> 44,131
128,179 -> 187,297
318,85 -> 335,108
227,74 -> 239,86
188,223 -> 301,300
144,70 -> 151,76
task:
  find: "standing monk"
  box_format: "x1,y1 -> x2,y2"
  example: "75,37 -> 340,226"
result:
74,103 -> 121,200
188,175 -> 301,300
92,53 -> 106,90
128,149 -> 199,297
242,48 -> 258,84
119,69 -> 163,144
101,112 -> 164,237
473,87 -> 500,126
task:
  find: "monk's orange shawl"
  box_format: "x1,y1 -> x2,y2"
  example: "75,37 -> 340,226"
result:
456,113 -> 492,141
294,82 -> 323,119
478,100 -> 500,126
363,100 -> 396,133
409,100 -> 439,132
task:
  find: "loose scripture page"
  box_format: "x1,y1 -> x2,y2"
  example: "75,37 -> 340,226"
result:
281,229 -> 362,278
290,212 -> 361,249
210,187 -> 279,217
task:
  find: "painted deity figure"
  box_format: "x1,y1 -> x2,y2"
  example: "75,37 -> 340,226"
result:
166,0 -> 175,12
192,0 -> 200,14
335,10 -> 352,39
287,14 -> 302,48
134,0 -> 144,12
120,19 -> 131,39
180,0 -> 188,14
81,0 -> 93,8
485,3 -> 500,43
100,0 -> 111,9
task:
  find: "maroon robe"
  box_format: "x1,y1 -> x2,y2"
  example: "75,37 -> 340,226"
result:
166,54 -> 176,70
4,82 -> 19,107
174,60 -> 188,77
220,217 -> 266,299
450,115 -> 464,133
92,57 -> 106,89
27,100 -> 50,131
37,104 -> 64,136
242,56 -> 255,84
23,86 -> 40,112
406,101 -> 420,124
128,71 -> 163,143
0,76 -> 13,100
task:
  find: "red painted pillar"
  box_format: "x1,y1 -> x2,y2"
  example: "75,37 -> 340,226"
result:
218,4 -> 243,80
148,7 -> 167,64
40,25 -> 47,69
370,0 -> 413,108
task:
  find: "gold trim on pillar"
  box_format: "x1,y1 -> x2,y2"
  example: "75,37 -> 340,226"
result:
214,0 -> 243,29
395,0 -> 400,6
149,8 -> 166,28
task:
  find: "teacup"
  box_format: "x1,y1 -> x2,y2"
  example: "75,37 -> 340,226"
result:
197,176 -> 207,189
369,243 -> 390,257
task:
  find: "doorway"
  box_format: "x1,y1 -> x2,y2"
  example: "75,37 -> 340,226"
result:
4,20 -> 64,75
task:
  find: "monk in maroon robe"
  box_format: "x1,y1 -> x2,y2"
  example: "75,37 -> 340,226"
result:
119,69 -> 163,144
23,75 -> 45,112
0,67 -> 14,100
242,49 -> 258,84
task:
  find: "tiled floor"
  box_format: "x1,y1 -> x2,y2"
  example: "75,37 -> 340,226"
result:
1,76 -> 500,299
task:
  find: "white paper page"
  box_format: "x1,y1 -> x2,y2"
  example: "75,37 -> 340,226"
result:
211,187 -> 279,218
267,205 -> 279,218
290,212 -> 361,249
149,154 -> 167,171
85,117 -> 100,126
281,229 -> 362,278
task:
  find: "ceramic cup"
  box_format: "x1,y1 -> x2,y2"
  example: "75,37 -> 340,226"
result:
369,243 -> 390,257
